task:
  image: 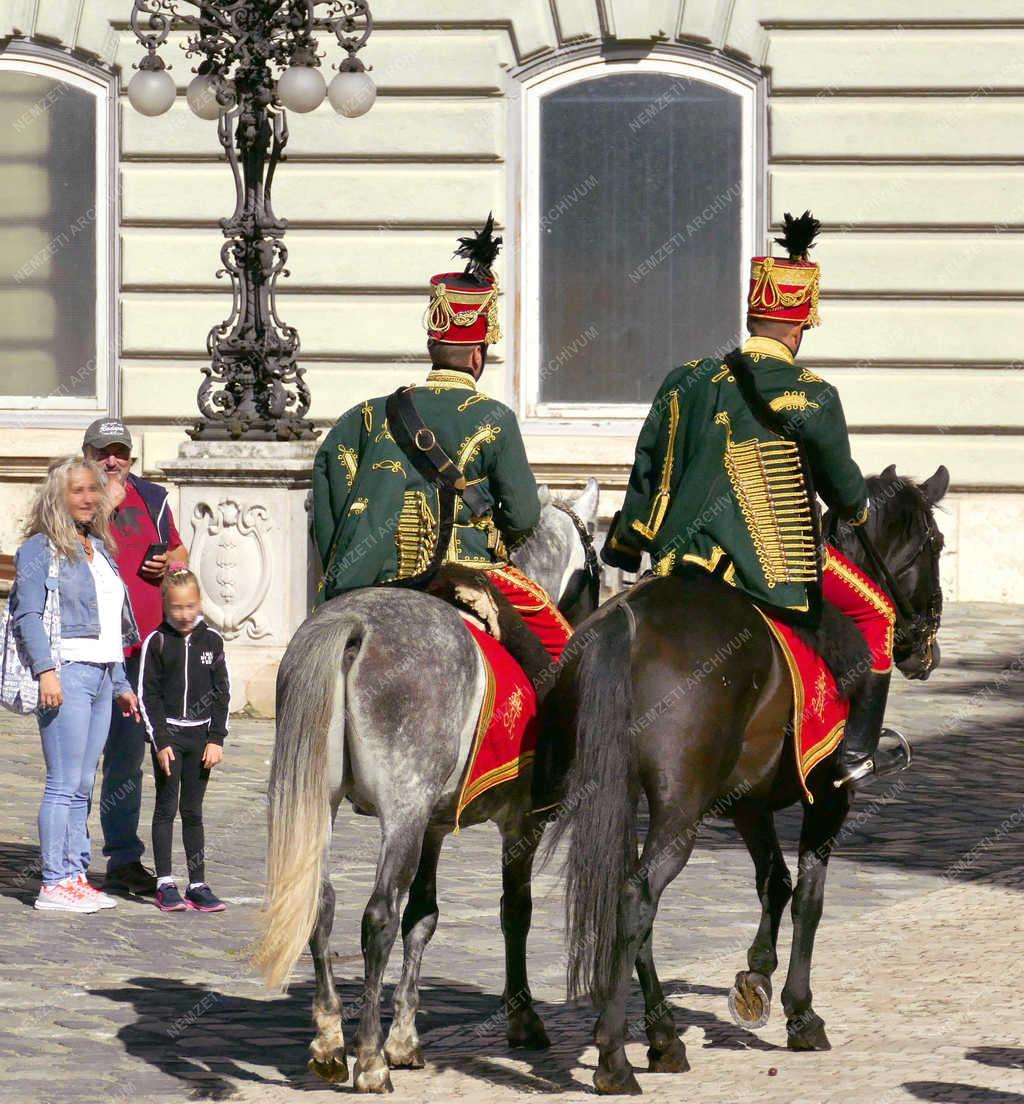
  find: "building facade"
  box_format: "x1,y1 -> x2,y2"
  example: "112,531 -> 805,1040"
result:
1,0 -> 1021,606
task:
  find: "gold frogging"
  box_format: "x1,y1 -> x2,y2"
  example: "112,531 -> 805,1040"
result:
715,411 -> 817,589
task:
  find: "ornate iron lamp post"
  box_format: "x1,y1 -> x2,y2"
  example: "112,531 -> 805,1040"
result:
126,1 -> 375,441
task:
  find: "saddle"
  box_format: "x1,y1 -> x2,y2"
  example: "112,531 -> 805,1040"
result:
423,564 -> 553,697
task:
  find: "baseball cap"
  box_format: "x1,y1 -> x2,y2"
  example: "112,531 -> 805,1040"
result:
83,418 -> 133,451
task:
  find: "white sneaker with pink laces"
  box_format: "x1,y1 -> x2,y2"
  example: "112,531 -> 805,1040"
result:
75,873 -> 117,909
34,878 -> 101,913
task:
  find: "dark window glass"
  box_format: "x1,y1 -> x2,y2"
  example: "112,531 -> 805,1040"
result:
0,70 -> 97,399
539,72 -> 743,405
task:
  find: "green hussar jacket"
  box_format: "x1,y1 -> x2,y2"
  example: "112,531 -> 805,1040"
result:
608,336 -> 869,623
312,367 -> 541,602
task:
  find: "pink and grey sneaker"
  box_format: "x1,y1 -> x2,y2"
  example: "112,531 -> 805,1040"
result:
155,883 -> 192,912
75,872 -> 117,909
185,884 -> 226,912
35,879 -> 101,913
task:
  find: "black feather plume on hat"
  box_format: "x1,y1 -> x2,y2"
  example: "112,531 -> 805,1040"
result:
454,213 -> 503,282
774,210 -> 821,261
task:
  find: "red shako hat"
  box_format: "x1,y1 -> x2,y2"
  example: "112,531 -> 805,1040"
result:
424,214 -> 502,345
748,211 -> 822,328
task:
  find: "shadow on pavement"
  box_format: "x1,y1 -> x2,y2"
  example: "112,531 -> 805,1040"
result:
0,841 -> 42,905
903,1084 -> 1024,1103
966,1048 -> 1024,1071
88,972 -> 770,1096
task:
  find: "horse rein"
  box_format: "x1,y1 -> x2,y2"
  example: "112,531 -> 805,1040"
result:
844,508 -> 944,673
552,501 -> 601,616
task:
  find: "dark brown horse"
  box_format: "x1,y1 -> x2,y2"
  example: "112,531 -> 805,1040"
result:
536,465 -> 948,1094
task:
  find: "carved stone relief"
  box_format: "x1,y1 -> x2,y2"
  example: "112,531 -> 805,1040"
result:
190,498 -> 273,641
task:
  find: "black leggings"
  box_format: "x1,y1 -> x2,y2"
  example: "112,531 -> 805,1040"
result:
151,724 -> 211,883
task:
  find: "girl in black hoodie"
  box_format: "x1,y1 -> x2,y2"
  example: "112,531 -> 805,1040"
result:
139,564 -> 231,912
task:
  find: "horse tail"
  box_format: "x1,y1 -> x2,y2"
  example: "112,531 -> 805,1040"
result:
547,605 -> 637,1004
253,609 -> 361,990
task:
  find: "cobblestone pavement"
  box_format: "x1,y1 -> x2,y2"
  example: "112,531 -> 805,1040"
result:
0,603 -> 1021,1104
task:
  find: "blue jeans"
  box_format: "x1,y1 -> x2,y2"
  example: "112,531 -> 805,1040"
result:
37,661 -> 114,885
99,651 -> 146,872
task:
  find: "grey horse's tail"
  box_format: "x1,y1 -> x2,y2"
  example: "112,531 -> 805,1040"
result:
545,606 -> 636,1004
253,609 -> 361,990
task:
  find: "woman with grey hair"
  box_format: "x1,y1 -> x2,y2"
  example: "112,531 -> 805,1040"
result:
10,457 -> 141,913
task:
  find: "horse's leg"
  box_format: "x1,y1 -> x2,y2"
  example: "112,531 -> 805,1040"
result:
728,808 -> 793,1029
383,826 -> 446,1070
635,930 -> 690,1073
781,786 -> 850,1052
353,819 -> 428,1094
308,876 -> 348,1083
499,812 -> 551,1050
594,809 -> 697,1095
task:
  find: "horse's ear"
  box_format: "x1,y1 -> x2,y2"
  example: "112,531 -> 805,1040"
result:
881,463 -> 898,480
570,478 -> 600,525
920,465 -> 950,505
537,484 -> 552,508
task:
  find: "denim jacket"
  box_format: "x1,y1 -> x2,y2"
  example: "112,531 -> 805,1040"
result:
10,532 -> 140,693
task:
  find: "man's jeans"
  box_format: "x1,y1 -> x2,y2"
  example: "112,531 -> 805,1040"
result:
99,652 -> 146,872
37,661 -> 113,885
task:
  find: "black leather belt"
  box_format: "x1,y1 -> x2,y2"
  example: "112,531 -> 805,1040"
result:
385,386 -> 489,516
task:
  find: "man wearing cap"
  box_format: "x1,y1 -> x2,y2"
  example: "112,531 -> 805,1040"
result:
312,216 -> 571,663
83,418 -> 189,894
602,212 -> 896,788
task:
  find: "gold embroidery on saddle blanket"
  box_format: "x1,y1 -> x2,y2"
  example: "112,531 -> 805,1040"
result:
453,622 -> 539,831
752,606 -> 848,802
715,411 -> 817,589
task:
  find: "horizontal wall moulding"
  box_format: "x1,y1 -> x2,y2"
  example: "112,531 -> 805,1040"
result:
771,89 -> 1024,98
121,99 -> 505,160
768,28 -> 1024,91
120,162 -> 504,224
112,27 -> 513,93
769,166 -> 1024,225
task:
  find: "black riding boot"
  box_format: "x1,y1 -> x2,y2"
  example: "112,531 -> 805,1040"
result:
834,670 -> 891,788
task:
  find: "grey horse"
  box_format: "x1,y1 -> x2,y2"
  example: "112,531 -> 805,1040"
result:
253,479 -> 600,1093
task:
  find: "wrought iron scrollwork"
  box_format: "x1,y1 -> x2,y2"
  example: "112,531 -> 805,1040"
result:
129,0 -> 374,440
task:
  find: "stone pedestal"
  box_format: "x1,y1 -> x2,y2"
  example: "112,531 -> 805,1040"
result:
161,440 -> 320,714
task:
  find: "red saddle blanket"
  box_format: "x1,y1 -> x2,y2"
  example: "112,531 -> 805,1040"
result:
754,608 -> 849,800
455,620 -> 539,828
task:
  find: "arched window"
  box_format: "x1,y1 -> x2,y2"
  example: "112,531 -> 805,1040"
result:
516,52 -> 764,420
0,44 -> 114,422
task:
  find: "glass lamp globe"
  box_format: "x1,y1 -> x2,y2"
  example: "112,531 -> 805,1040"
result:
127,67 -> 177,116
328,68 -> 377,118
187,74 -> 224,120
277,65 -> 326,113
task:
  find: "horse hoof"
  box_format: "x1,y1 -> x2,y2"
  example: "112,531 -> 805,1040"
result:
647,1037 -> 690,1074
787,1011 -> 831,1052
307,1054 -> 349,1084
729,972 -> 771,1030
594,1066 -> 643,1095
507,1008 -> 551,1050
384,1042 -> 425,1070
353,1059 -> 395,1093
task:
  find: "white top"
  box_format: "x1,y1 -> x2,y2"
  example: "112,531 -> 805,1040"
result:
61,550 -> 126,664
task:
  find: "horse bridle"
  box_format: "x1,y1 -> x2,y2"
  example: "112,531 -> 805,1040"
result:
552,501 -> 601,616
838,507 -> 943,672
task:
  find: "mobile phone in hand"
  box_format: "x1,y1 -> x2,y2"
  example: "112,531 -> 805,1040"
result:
139,542 -> 168,577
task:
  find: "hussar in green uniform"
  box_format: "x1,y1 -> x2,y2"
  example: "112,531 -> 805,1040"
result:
312,217 -> 540,601
603,213 -> 903,788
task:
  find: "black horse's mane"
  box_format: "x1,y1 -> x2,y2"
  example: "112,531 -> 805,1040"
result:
828,469 -> 932,559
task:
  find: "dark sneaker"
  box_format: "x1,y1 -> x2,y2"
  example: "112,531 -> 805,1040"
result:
155,883 -> 191,912
185,884 -> 226,913
106,861 -> 158,896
